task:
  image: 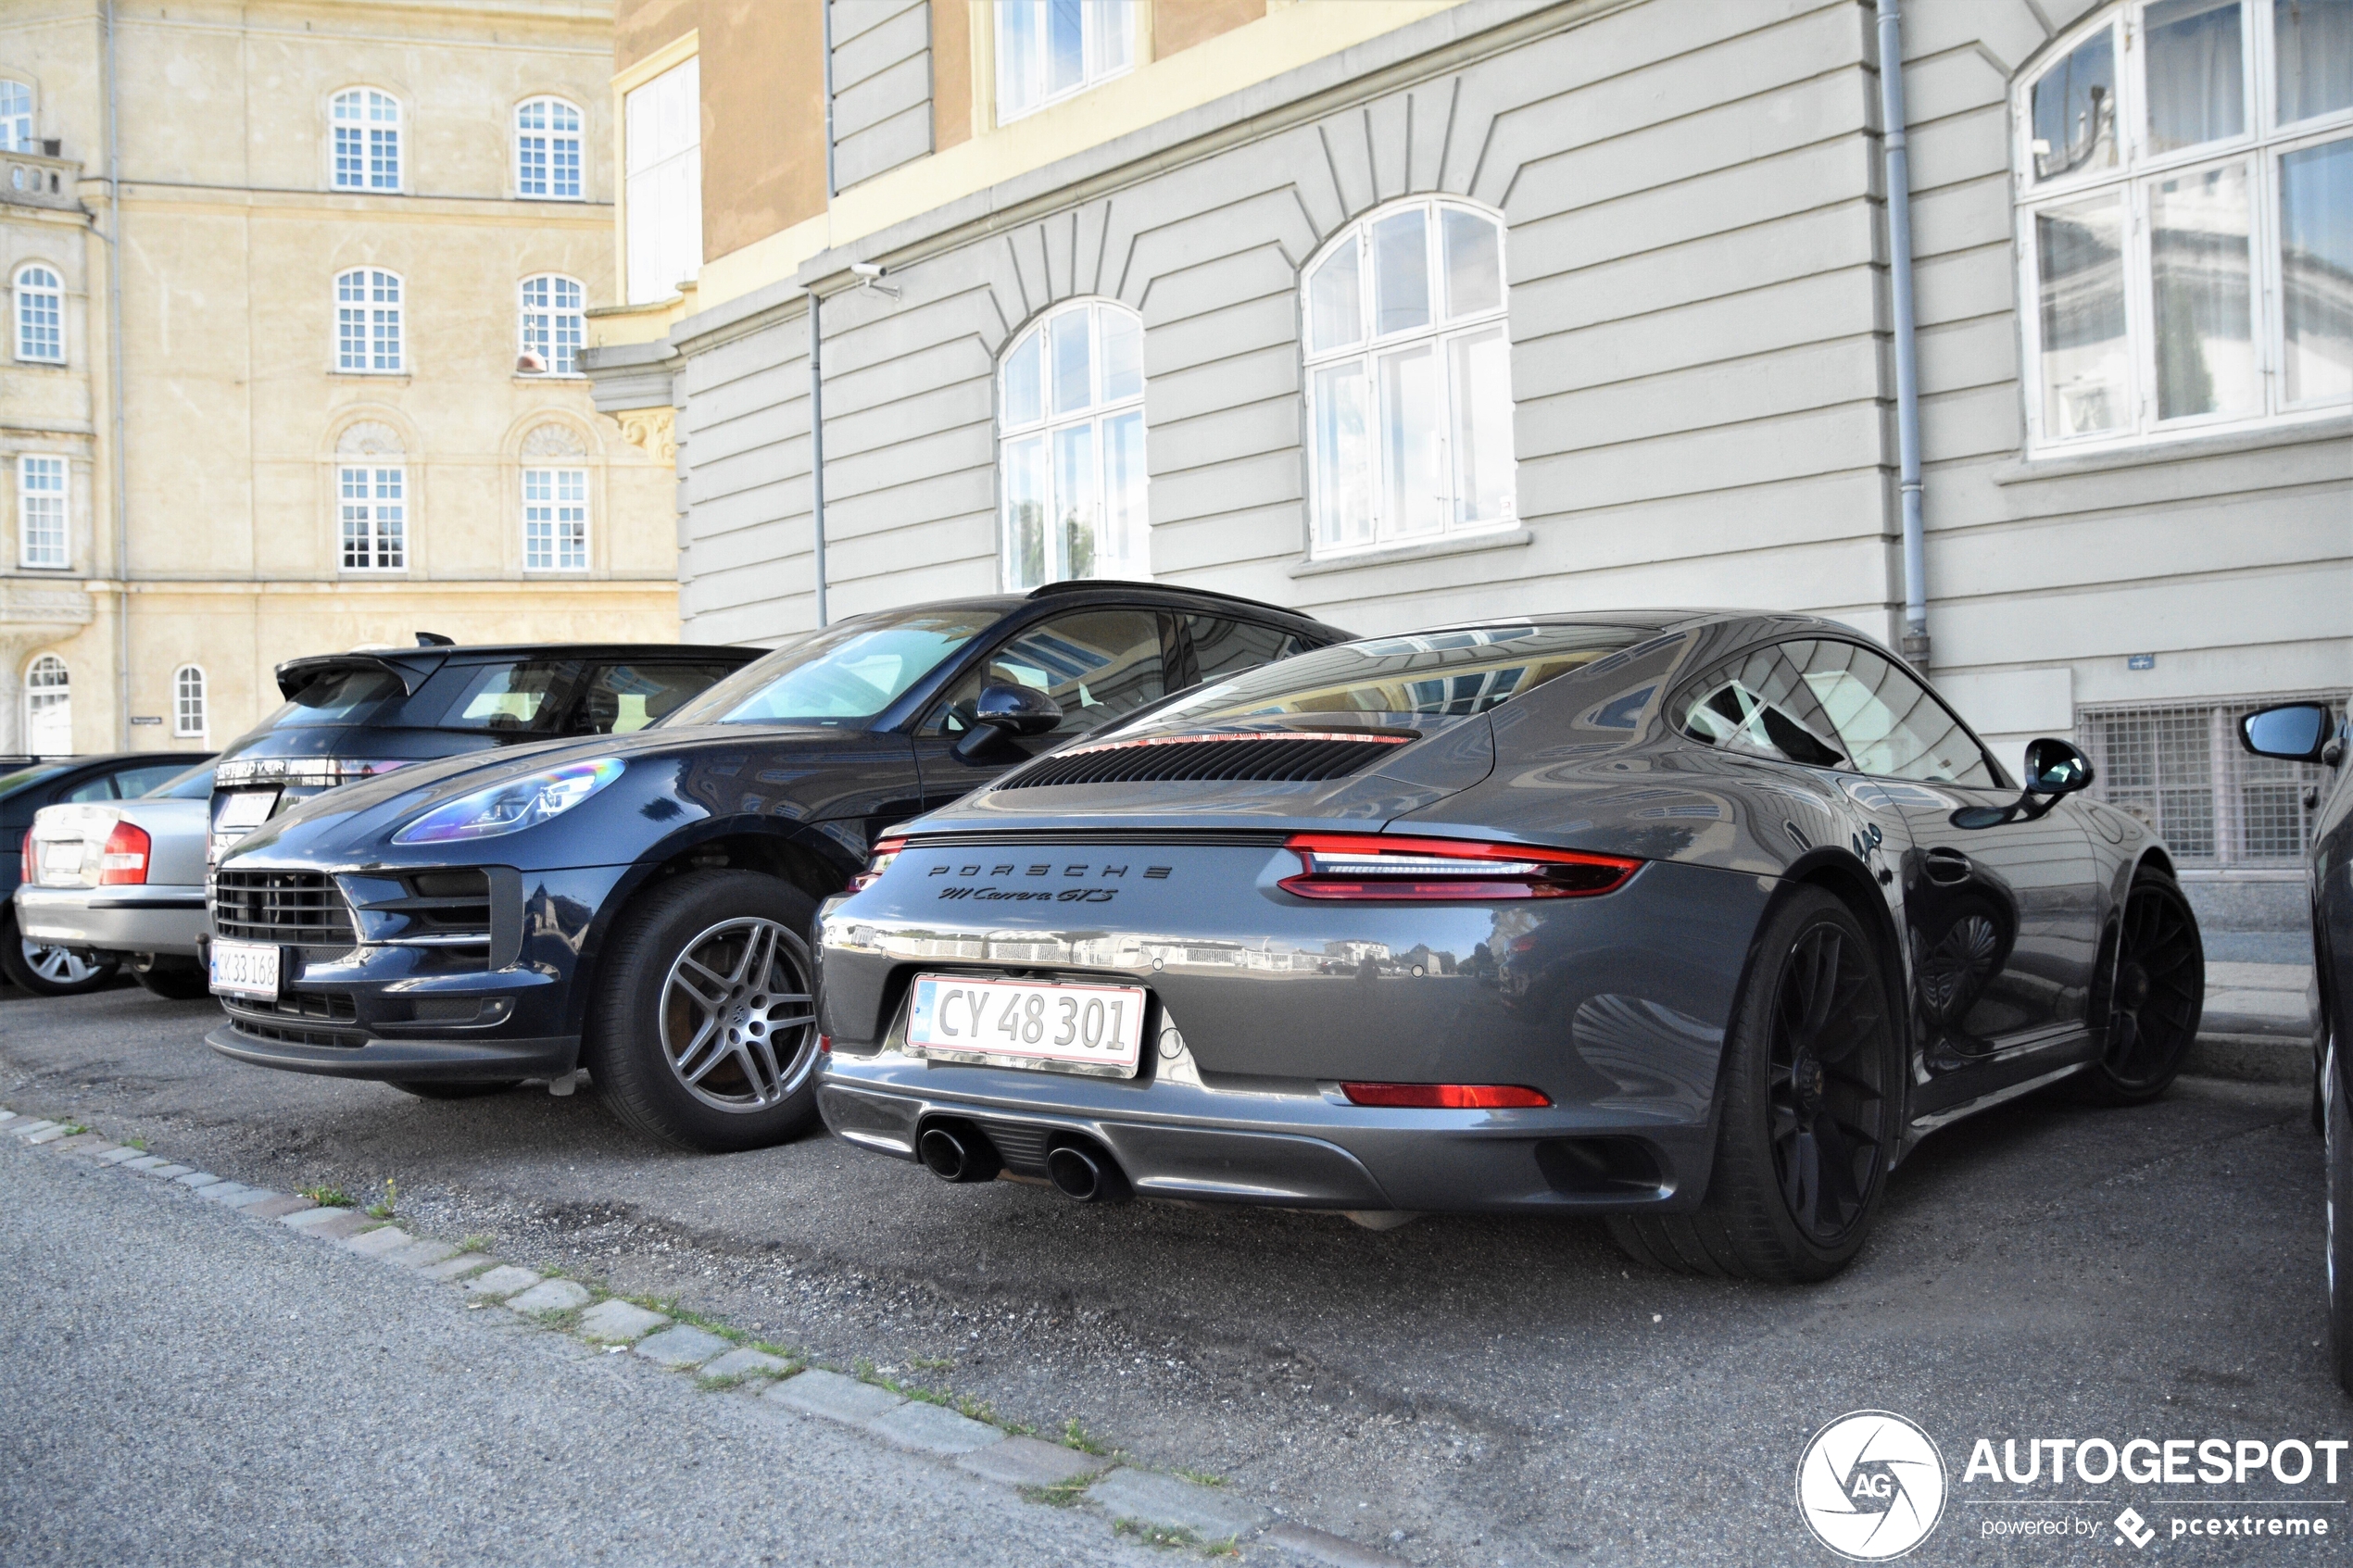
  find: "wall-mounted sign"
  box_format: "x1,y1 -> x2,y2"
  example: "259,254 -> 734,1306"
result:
2127,654 -> 2155,671
128,715 -> 164,725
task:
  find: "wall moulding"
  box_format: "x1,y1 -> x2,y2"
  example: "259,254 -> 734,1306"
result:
610,407 -> 677,463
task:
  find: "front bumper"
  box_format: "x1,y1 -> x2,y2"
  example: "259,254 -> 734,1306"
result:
13,884 -> 207,956
817,1048 -> 1703,1213
205,1022 -> 577,1082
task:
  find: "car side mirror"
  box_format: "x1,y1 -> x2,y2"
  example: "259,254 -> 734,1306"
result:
2241,702 -> 2339,766
951,684 -> 1062,761
2022,737 -> 2093,796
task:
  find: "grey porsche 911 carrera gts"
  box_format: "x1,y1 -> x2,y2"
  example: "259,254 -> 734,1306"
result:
813,611 -> 2205,1282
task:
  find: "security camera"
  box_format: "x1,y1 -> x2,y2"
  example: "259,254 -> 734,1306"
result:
849,262 -> 887,280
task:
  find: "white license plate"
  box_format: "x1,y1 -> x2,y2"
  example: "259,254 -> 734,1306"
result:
906,975 -> 1147,1077
38,842 -> 82,882
208,938 -> 282,1000
215,790 -> 279,834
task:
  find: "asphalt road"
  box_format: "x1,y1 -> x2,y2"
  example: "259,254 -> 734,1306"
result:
5,978 -> 2347,1565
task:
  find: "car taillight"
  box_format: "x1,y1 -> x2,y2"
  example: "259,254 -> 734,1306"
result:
18,833 -> 33,887
98,821 -> 151,885
1340,1082 -> 1552,1109
1277,834 -> 1638,901
849,836 -> 906,893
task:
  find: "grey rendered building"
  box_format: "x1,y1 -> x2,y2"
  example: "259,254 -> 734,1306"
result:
585,0 -> 2351,924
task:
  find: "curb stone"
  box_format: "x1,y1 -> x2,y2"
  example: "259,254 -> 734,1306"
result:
0,1107 -> 1410,1567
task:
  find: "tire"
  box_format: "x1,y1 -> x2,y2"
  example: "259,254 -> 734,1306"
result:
584,869 -> 823,1153
1609,887 -> 1900,1284
388,1079 -> 524,1100
2328,1028 -> 2353,1396
2071,866 -> 2204,1106
0,913 -> 122,997
130,953 -> 212,1000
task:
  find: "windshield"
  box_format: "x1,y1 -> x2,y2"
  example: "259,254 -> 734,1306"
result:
661,608 -> 1001,728
145,762 -> 219,799
266,666 -> 406,728
0,762 -> 71,797
1141,623 -> 1650,728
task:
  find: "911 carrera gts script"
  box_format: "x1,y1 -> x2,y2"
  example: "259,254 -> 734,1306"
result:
935,885 -> 1115,902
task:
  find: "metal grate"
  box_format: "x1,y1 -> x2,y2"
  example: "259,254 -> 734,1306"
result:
212,870 -> 358,945
1002,733 -> 1408,790
2080,694 -> 2345,868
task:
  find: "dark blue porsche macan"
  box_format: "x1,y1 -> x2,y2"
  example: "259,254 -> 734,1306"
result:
202,583 -> 1348,1151
815,611 -> 2208,1281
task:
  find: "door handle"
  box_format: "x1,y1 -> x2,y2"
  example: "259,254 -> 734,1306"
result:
1924,846 -> 1973,885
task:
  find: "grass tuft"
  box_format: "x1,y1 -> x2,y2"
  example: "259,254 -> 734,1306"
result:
1020,1476 -> 1095,1509
301,1185 -> 351,1209
1175,1468 -> 1227,1488
1112,1519 -> 1205,1550
365,1177 -> 397,1219
1060,1417 -> 1109,1455
458,1233 -> 495,1253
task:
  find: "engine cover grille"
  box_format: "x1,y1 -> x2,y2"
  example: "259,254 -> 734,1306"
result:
1001,733 -> 1408,789
212,870 -> 357,946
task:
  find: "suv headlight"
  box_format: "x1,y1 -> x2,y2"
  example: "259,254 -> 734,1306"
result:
391,759 -> 624,846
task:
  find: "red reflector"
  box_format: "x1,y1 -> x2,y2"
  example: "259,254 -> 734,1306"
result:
818,1035 -> 832,1054
98,821 -> 151,886
1340,1082 -> 1550,1109
1278,833 -> 1638,902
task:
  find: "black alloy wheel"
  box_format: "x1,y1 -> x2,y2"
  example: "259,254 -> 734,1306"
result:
2072,867 -> 2203,1105
585,869 -> 824,1153
129,953 -> 212,1000
1610,886 -> 1897,1283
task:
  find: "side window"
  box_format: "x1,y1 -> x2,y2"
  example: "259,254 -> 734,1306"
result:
63,775 -> 116,802
574,662 -> 740,734
430,659 -> 583,733
936,609 -> 1167,739
1186,616 -> 1312,685
1675,645 -> 1849,769
1787,640 -> 1999,787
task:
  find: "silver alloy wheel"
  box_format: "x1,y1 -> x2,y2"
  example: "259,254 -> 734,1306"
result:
22,938 -> 102,987
657,916 -> 817,1113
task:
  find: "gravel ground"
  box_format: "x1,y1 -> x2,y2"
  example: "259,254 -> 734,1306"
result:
0,1121 -> 1168,1567
6,978 -> 2348,1564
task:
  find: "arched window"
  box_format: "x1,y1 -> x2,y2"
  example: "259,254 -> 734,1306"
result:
333,269 -> 403,372
999,300 -> 1146,589
516,97 -> 584,200
24,654 -> 69,755
1302,197 -> 1516,557
334,421 -> 408,572
173,665 -> 208,737
522,423 -> 591,571
519,274 -> 585,375
17,454 -> 67,568
330,88 -> 401,191
0,80 -> 31,152
15,263 -> 62,364
2015,1 -> 2353,452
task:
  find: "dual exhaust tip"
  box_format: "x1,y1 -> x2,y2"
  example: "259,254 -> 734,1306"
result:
919,1121 -> 1130,1204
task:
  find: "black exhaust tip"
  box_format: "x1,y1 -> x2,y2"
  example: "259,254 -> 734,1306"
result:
919,1123 -> 1002,1184
1045,1139 -> 1131,1204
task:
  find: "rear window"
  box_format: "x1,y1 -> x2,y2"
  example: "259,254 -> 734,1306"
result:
268,666 -> 406,727
1144,623 -> 1648,727
259,656 -> 747,737
0,763 -> 70,797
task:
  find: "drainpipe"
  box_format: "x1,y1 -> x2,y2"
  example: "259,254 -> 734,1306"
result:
105,0 -> 132,743
807,291 -> 828,628
1876,0 -> 1930,672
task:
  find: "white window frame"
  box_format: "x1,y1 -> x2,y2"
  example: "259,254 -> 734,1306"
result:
2014,0 -> 2353,456
994,1 -> 1137,126
518,273 -> 585,376
333,269 -> 404,373
1301,196 -> 1518,559
329,87 -> 403,193
338,463 -> 408,572
17,453 -> 67,569
23,653 -> 68,754
172,664 -> 208,738
522,466 -> 590,571
15,263 -> 63,365
0,79 -> 31,152
997,298 -> 1149,590
623,57 -> 701,306
516,96 -> 585,201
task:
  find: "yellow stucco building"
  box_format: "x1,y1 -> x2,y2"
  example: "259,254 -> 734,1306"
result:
0,0 -> 680,759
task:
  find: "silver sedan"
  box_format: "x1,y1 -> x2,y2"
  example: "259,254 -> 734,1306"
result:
15,762 -> 216,998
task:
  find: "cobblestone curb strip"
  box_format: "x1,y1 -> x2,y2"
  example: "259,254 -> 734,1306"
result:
0,1105 -> 1404,1564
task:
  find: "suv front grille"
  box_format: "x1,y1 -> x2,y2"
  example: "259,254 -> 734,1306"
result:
212,870 -> 358,946
1001,733 -> 1410,789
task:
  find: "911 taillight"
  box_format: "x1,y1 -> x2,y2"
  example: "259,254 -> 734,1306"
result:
849,836 -> 906,893
98,821 -> 151,885
1277,833 -> 1638,901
